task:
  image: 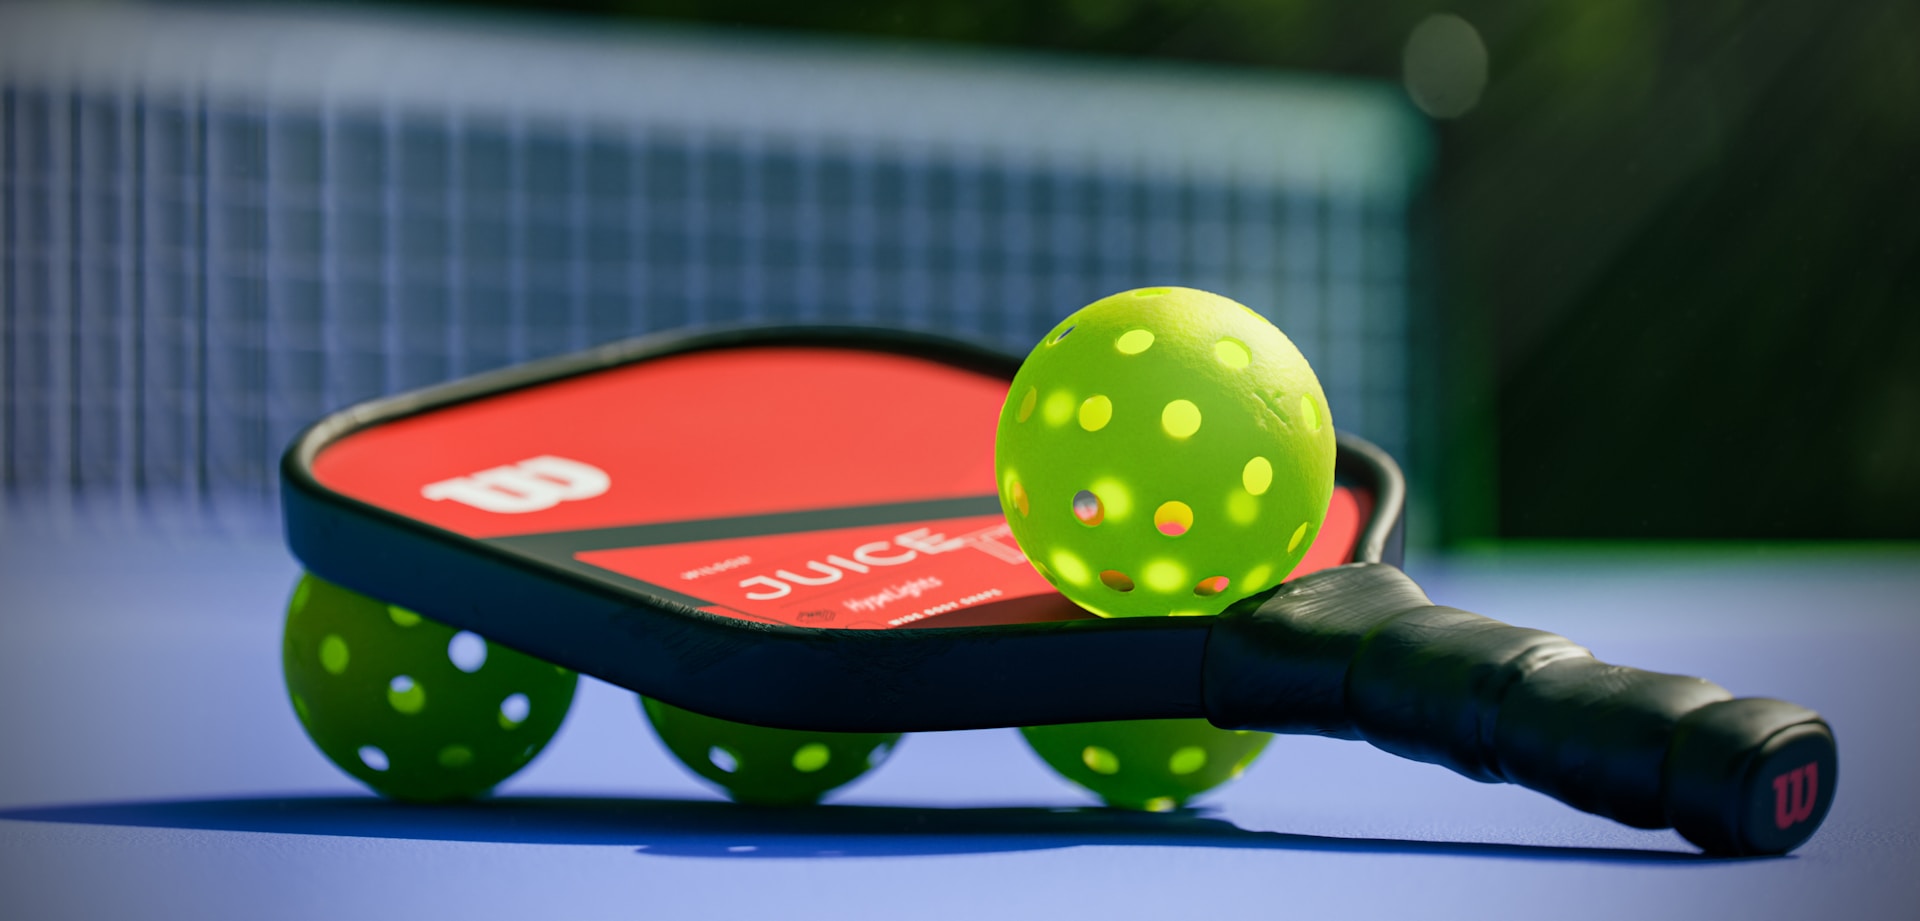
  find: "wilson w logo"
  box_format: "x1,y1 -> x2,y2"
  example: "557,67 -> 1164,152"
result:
1772,762 -> 1820,830
422,456 -> 610,513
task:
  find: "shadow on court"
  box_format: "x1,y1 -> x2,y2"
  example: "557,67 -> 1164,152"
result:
0,796 -> 1733,864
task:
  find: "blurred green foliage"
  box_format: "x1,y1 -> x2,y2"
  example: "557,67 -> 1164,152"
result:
409,0 -> 1920,540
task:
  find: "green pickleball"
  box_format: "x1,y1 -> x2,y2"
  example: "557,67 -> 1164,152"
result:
995,287 -> 1337,618
282,573 -> 578,801
1021,719 -> 1272,811
641,697 -> 904,806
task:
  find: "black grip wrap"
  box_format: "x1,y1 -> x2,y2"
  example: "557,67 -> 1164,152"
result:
1203,563 -> 1837,855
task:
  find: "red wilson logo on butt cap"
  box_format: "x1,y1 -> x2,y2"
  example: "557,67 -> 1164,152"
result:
1772,762 -> 1819,830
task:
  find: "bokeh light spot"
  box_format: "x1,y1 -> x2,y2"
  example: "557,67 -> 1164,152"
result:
1403,13 -> 1489,119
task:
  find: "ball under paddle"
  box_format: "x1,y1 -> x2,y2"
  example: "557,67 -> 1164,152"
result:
282,573 -> 578,801
641,697 -> 904,806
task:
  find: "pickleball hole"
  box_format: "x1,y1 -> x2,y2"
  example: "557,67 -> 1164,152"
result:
358,746 -> 390,772
1242,457 -> 1273,495
1052,325 -> 1076,343
388,675 -> 426,714
1132,287 -> 1171,297
448,632 -> 487,673
1154,501 -> 1193,536
1088,477 -> 1133,520
1169,747 -> 1208,775
439,745 -> 473,768
387,606 -> 421,627
1073,490 -> 1105,526
1227,491 -> 1258,524
709,747 -> 740,773
319,635 -> 349,675
792,743 -> 831,773
1301,395 -> 1321,431
1116,329 -> 1155,354
1043,390 -> 1075,426
1078,395 -> 1113,431
1017,386 -> 1037,422
1161,400 -> 1202,438
1099,570 -> 1136,593
1048,549 -> 1092,586
1142,559 -> 1186,593
1194,576 -> 1229,596
1244,564 -> 1272,592
1082,746 -> 1120,775
1214,338 -> 1251,369
1289,522 -> 1311,553
1009,479 -> 1030,517
1145,797 -> 1178,813
499,692 -> 531,728
291,579 -> 311,613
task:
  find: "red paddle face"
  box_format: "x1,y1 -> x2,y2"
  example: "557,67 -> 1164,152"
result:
310,345 -> 1367,629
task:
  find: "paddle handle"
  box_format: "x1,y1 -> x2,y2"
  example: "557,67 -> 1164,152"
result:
1203,563 -> 1836,856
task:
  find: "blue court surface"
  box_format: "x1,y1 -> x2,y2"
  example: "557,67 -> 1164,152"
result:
2,524 -> 1915,919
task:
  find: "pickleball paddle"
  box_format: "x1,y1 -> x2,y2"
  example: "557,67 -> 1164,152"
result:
283,326 -> 1835,856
